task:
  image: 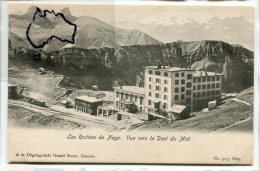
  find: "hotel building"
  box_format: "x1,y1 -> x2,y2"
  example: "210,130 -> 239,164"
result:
113,86 -> 145,113
144,64 -> 223,113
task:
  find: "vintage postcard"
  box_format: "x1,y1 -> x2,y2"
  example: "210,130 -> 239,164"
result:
7,2 -> 254,164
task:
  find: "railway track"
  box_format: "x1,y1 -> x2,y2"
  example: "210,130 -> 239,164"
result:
9,100 -> 116,128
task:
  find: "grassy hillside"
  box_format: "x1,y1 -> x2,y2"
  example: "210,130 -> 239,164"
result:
9,70 -> 65,105
236,86 -> 254,105
9,105 -> 86,130
131,87 -> 253,133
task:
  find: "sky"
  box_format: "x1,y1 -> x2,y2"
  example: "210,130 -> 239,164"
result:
9,2 -> 254,26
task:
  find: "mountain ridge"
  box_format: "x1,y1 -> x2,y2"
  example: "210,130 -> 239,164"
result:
9,6 -> 163,51
9,40 -> 253,93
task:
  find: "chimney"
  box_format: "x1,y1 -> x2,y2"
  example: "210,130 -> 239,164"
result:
157,62 -> 161,69
120,86 -> 122,89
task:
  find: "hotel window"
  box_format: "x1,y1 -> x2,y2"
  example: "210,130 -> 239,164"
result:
116,92 -> 119,98
149,70 -> 153,74
156,86 -> 161,91
207,84 -> 211,89
175,87 -> 179,93
130,95 -> 133,101
197,85 -> 201,90
163,103 -> 167,109
212,76 -> 215,81
149,77 -> 152,82
217,76 -> 220,81
186,98 -> 191,104
212,84 -> 215,88
187,74 -> 192,79
207,76 -> 211,81
164,80 -> 168,84
181,79 -> 185,84
175,80 -> 179,85
202,85 -> 206,89
121,93 -> 124,99
198,78 -> 201,82
181,72 -> 185,77
202,92 -> 206,97
186,82 -> 192,88
193,93 -> 196,98
148,100 -> 151,105
149,84 -> 152,90
155,71 -> 161,76
212,91 -> 215,95
155,93 -> 160,98
175,73 -> 179,77
116,101 -> 118,107
140,97 -> 143,105
174,95 -> 179,100
193,78 -> 196,83
197,92 -> 201,98
181,87 -> 185,92
164,87 -> 168,92
207,91 -> 210,96
202,77 -> 206,82
164,95 -> 168,100
164,72 -> 168,77
135,96 -> 137,102
181,94 -> 185,100
216,83 -> 220,88
149,92 -> 152,96
186,90 -> 191,95
193,86 -> 196,90
216,90 -> 220,95
156,78 -> 161,83
125,94 -> 129,100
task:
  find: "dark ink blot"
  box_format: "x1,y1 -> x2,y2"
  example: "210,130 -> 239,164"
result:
26,7 -> 77,49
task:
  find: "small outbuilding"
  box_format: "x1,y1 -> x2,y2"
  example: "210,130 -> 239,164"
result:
168,104 -> 189,120
74,96 -> 103,115
60,98 -> 74,108
8,84 -> 18,99
208,100 -> 217,111
97,103 -> 118,119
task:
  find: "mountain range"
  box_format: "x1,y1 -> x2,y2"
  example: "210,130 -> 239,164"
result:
117,16 -> 254,50
8,6 -> 254,93
9,6 -> 163,52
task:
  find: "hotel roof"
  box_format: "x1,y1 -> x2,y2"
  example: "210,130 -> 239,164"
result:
75,96 -> 103,103
193,71 -> 223,77
114,86 -> 145,95
171,104 -> 187,113
144,65 -> 195,72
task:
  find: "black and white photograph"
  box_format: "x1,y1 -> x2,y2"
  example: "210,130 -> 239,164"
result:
7,2 -> 254,164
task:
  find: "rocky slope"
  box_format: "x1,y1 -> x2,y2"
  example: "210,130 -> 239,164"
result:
10,40 -> 253,92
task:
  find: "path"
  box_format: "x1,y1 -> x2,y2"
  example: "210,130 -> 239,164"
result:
9,100 -> 116,129
210,116 -> 253,133
231,98 -> 251,106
